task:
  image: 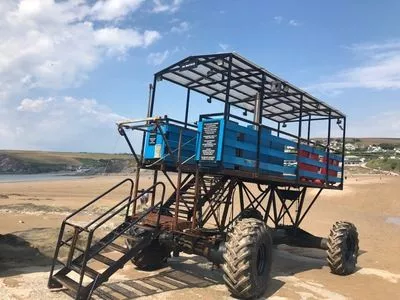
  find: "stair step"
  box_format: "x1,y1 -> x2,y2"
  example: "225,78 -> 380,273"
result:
70,263 -> 100,279
106,242 -> 128,254
53,274 -> 79,292
93,254 -> 116,266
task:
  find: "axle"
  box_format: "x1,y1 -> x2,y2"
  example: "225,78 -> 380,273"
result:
159,231 -> 226,265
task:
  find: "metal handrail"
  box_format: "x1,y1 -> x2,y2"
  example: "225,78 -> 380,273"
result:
49,180 -> 167,294
63,178 -> 134,222
90,181 -> 166,231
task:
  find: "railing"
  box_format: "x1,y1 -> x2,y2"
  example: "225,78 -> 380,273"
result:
118,116 -> 198,167
48,179 -> 166,296
199,113 -> 337,152
198,113 -> 344,187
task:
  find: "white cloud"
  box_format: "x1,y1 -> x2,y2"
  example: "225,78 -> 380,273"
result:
1,96 -> 128,151
288,19 -> 301,26
306,40 -> 400,94
17,97 -> 53,112
91,0 -> 145,21
94,28 -> 161,55
274,16 -> 283,24
147,50 -> 170,66
0,0 -> 160,99
152,0 -> 183,13
218,43 -> 229,51
170,21 -> 190,33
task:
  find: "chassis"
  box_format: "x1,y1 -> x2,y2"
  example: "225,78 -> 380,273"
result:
48,53 -> 359,299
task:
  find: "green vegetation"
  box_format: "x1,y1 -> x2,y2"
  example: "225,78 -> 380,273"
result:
366,158 -> 400,172
345,137 -> 400,147
0,150 -> 135,174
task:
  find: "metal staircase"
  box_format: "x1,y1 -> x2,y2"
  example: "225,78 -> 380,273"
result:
162,175 -> 229,223
48,179 -> 166,300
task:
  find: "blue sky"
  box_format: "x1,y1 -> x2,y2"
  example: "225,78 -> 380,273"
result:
1,0 -> 400,152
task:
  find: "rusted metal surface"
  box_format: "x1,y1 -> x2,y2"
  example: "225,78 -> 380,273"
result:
139,212 -> 192,231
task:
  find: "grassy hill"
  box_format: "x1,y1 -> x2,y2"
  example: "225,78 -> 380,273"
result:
345,138 -> 400,147
366,158 -> 400,173
0,150 -> 135,174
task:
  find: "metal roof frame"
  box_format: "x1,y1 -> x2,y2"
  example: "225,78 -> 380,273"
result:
155,52 -> 345,123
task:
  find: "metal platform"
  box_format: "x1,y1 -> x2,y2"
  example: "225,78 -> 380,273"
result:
48,52 -> 356,300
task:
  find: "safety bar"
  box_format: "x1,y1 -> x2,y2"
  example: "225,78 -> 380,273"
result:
64,178 -> 134,222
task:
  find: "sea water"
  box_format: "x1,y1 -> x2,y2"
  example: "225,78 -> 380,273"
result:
0,173 -> 87,183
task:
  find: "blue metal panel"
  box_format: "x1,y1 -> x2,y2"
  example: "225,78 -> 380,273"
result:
195,116 -> 342,184
144,123 -> 197,167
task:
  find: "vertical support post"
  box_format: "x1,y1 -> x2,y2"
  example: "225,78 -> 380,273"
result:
271,188 -> 279,227
151,170 -> 158,206
184,88 -> 190,128
264,187 -> 273,223
223,55 -> 233,119
277,122 -> 281,137
148,77 -> 157,118
255,74 -> 266,174
296,94 -> 304,184
191,167 -> 200,229
132,165 -> 140,215
307,115 -> 311,145
174,129 -> 183,230
134,80 -> 156,211
238,182 -> 244,212
340,117 -> 346,187
149,82 -> 158,205
326,110 -> 332,184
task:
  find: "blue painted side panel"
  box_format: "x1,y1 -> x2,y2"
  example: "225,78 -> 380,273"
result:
194,117 -> 342,185
144,123 -> 197,167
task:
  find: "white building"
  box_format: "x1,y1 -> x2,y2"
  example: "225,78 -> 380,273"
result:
344,155 -> 364,166
345,143 -> 356,151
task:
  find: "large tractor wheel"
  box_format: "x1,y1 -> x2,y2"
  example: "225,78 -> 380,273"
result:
223,218 -> 272,299
327,221 -> 359,275
126,228 -> 169,271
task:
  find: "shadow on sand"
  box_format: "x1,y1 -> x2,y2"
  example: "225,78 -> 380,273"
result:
1,231 -> 367,299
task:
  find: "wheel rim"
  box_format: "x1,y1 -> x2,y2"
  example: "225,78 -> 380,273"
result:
256,243 -> 267,275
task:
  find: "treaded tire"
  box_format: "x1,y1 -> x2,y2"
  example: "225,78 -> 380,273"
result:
239,208 -> 263,221
223,218 -> 272,299
327,221 -> 359,275
126,228 -> 169,271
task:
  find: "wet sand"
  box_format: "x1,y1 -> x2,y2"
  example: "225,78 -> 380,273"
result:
1,174 -> 399,299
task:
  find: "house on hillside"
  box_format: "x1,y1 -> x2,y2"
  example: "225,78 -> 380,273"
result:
344,155 -> 364,166
345,143 -> 356,151
367,145 -> 383,153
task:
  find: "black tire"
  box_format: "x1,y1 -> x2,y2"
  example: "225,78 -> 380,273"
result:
223,218 -> 272,299
327,221 -> 359,275
240,208 -> 263,221
125,227 -> 169,271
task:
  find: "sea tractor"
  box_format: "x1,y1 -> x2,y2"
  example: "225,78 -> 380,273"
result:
48,53 -> 359,299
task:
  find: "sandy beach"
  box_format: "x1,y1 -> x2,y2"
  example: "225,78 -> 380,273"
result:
1,174 -> 399,299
